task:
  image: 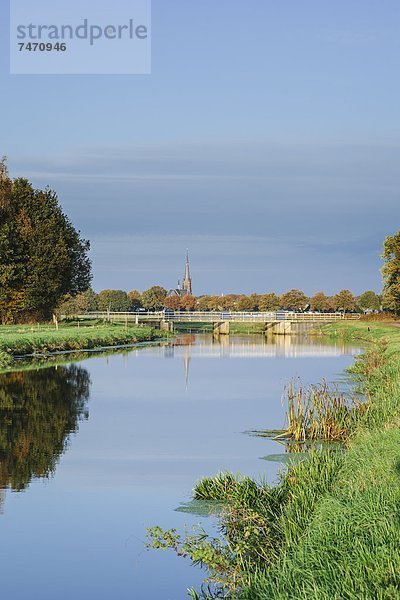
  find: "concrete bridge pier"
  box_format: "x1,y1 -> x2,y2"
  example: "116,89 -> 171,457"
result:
213,321 -> 230,335
264,321 -> 292,335
160,320 -> 174,333
273,321 -> 292,335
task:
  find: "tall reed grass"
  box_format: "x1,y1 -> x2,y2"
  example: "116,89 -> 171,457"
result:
278,379 -> 365,442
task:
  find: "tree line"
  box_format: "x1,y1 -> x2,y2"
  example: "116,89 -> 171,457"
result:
57,287 -> 382,315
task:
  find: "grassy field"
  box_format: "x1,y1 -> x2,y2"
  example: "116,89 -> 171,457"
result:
148,321 -> 400,599
0,322 -> 163,369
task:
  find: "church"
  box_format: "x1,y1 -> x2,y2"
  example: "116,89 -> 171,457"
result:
167,252 -> 193,298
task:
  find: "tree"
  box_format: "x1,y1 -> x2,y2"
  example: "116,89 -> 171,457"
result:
382,232 -> 400,313
82,288 -> 98,311
164,295 -> 182,310
311,292 -> 332,313
98,290 -> 131,312
141,286 -> 167,310
358,290 -> 381,312
207,296 -> 226,311
236,296 -> 256,311
180,295 -> 197,311
55,288 -> 98,317
56,293 -> 88,316
219,295 -> 239,310
333,289 -> 356,312
128,290 -> 143,311
0,168 -> 91,323
197,295 -> 212,311
249,294 -> 261,311
280,289 -> 308,311
258,293 -> 280,311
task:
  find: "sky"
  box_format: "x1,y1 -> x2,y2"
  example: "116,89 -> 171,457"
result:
1,0 -> 399,295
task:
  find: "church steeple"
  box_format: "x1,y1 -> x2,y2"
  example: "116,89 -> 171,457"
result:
182,251 -> 192,295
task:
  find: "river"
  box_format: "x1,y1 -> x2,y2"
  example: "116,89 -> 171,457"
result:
0,334 -> 360,599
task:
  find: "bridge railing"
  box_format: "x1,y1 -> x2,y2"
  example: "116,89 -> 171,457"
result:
72,311 -> 361,322
164,311 -> 361,322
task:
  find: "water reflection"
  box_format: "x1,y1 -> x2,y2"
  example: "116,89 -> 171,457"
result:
156,334 -> 361,389
0,365 -> 91,497
163,334 -> 360,360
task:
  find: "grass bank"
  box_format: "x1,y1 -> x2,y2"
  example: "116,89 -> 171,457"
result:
148,322 -> 400,598
0,322 -> 164,370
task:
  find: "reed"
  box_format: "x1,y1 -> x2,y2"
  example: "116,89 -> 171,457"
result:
278,379 -> 365,442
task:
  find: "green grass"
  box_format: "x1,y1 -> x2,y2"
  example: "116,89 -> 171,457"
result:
148,321 -> 400,598
0,322 -> 164,369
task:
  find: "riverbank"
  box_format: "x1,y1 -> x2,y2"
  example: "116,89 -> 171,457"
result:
0,322 -> 165,370
149,322 -> 400,598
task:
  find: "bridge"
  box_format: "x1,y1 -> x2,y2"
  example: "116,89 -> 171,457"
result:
75,311 -> 361,336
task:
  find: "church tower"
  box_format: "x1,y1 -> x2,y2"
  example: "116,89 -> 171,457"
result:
182,251 -> 192,295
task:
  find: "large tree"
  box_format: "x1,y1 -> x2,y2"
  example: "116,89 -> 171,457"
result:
141,286 -> 167,310
56,288 -> 98,317
311,291 -> 332,312
358,290 -> 381,312
258,293 -> 281,311
164,295 -> 182,310
0,162 -> 91,322
98,289 -> 131,312
180,295 -> 197,311
381,232 -> 400,313
128,289 -> 143,311
280,289 -> 308,311
333,289 -> 356,312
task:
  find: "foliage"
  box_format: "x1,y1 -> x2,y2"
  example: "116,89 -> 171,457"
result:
358,290 -> 381,312
127,289 -> 143,310
97,289 -> 131,312
258,293 -> 280,311
235,296 -> 256,311
82,288 -> 98,311
181,295 -> 197,311
141,286 -> 168,309
0,164 -> 91,323
311,291 -> 332,312
279,289 -> 308,310
164,295 -> 182,310
381,231 -> 400,313
333,289 -> 356,312
56,291 -> 94,316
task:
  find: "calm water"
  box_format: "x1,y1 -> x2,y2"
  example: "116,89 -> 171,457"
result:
0,335 -> 360,600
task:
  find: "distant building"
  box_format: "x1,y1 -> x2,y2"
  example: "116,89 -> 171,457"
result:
167,252 -> 193,298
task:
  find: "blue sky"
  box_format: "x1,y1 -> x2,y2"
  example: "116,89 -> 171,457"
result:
1,0 -> 399,294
